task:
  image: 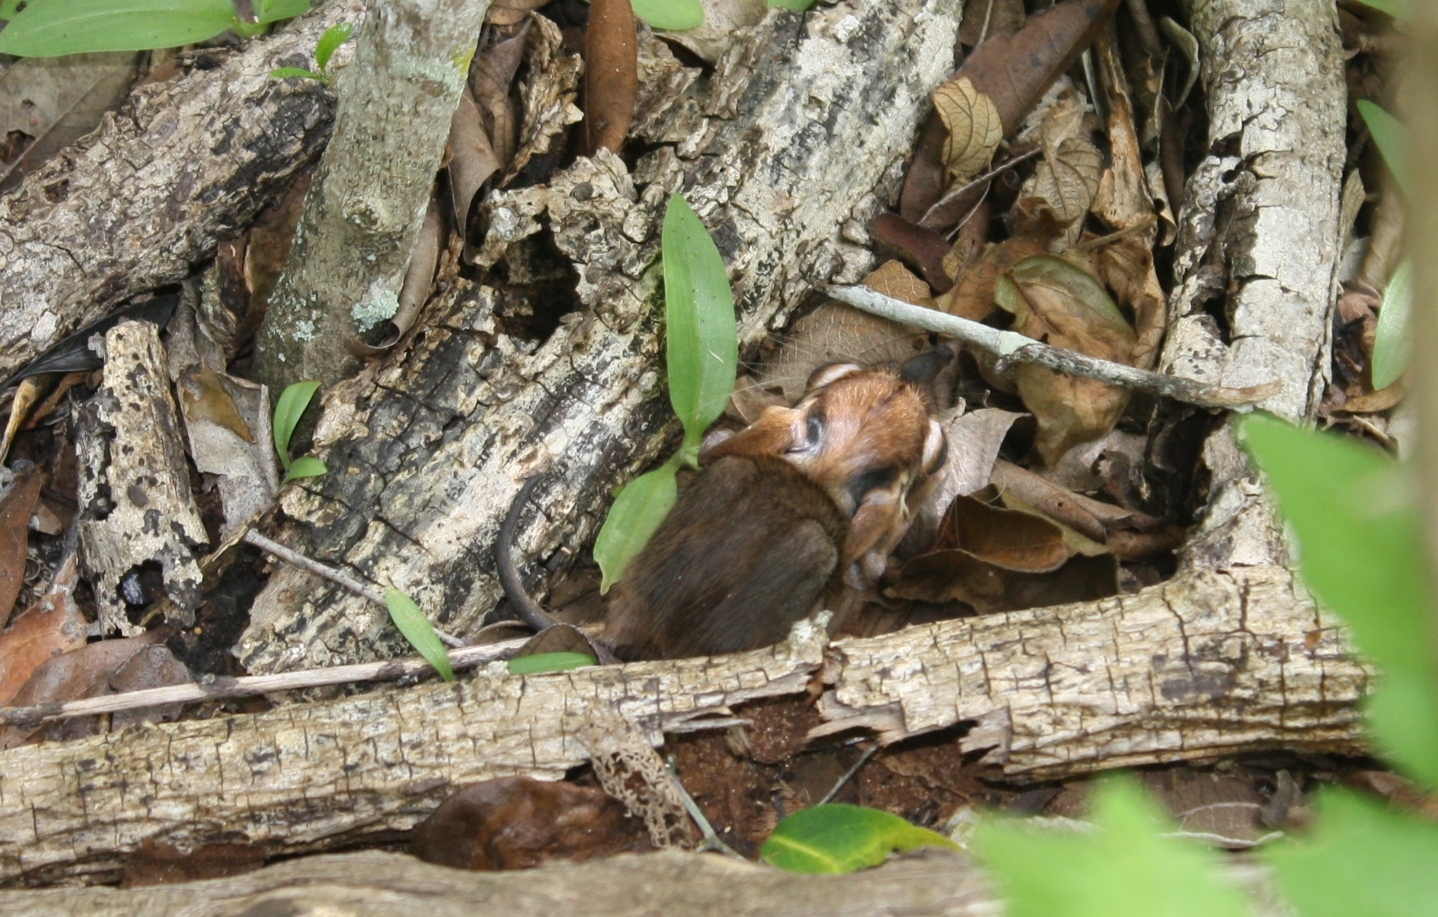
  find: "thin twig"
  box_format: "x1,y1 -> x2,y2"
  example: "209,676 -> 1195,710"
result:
824,284 -> 1282,410
666,755 -> 744,858
244,529 -> 464,647
919,148 -> 1042,229
817,742 -> 880,805
0,637 -> 528,727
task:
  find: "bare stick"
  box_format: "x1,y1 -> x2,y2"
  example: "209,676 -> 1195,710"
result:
824,284 -> 1281,410
0,638 -> 528,727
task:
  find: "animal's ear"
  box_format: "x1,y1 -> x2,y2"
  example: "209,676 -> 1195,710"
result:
702,405 -> 803,460
805,361 -> 863,393
899,343 -> 956,385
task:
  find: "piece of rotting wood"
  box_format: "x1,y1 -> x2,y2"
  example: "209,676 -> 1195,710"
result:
0,6 -> 356,384
75,321 -> 208,634
236,0 -> 966,673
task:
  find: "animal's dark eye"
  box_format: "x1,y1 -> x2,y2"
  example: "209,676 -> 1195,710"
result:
847,466 -> 897,509
789,406 -> 826,454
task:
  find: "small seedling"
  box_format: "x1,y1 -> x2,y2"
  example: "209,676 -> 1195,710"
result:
383,589 -> 455,681
273,380 -> 328,484
591,193 -> 737,591
271,22 -> 353,86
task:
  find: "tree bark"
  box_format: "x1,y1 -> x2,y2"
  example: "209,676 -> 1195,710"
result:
0,565 -> 1366,886
253,0 -> 494,393
0,6 -> 354,384
236,0 -> 965,673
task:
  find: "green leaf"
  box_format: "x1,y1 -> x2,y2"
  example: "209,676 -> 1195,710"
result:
313,21 -> 353,71
507,652 -> 598,675
632,0 -> 703,31
1239,415 -> 1438,788
662,193 -> 737,456
280,455 -> 327,484
767,0 -> 817,9
0,0 -> 22,22
273,380 -> 321,472
1264,789 -> 1438,917
1350,0 -> 1405,19
255,0 -> 309,25
270,66 -> 324,82
1358,100 -> 1409,196
761,804 -> 959,875
1371,259 -> 1412,390
974,777 -> 1252,917
0,0 -> 236,56
593,462 -> 678,592
383,589 -> 455,682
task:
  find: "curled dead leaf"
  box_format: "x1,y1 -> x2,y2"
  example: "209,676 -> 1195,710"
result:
933,76 -> 1003,187
584,0 -> 639,155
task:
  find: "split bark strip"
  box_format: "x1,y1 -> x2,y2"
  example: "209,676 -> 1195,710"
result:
825,283 -> 1281,409
235,1 -> 966,674
0,566 -> 1366,886
253,0 -> 494,392
0,624 -> 829,886
0,6 -> 356,385
0,849 -> 1290,917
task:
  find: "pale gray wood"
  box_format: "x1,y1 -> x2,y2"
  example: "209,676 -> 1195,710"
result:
0,6 -> 356,385
253,0 -> 494,391
75,322 -> 208,634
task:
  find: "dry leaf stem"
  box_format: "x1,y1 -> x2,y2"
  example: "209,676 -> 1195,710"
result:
825,284 -> 1281,410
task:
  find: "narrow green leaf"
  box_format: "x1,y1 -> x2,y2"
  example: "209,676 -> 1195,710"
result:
632,0 -> 703,31
767,0 -> 817,9
1371,259 -> 1412,390
974,777 -> 1252,917
662,194 -> 737,453
507,652 -> 598,675
1358,100 -> 1409,196
270,66 -> 323,82
593,462 -> 678,593
761,804 -> 959,875
280,455 -> 327,484
1264,789 -> 1438,917
383,589 -> 455,682
1239,415 -> 1438,788
313,21 -> 353,71
272,380 -> 321,471
0,0 -> 236,56
255,0 -> 309,25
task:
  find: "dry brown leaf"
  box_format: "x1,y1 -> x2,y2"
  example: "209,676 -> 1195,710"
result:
1093,238 -> 1165,370
584,0 -> 639,155
448,87 -> 502,229
937,492 -> 1071,572
0,556 -> 85,704
870,214 -> 958,293
864,260 -> 932,305
412,776 -> 652,870
933,76 -> 1003,187
0,629 -> 176,750
0,470 -> 42,630
725,374 -> 786,424
397,197 -> 445,335
938,235 -> 1050,321
0,376 -> 45,465
471,23 -> 531,169
178,365 -> 254,443
903,407 -> 1027,554
1019,135 -> 1103,229
1091,32 -> 1155,235
996,255 -> 1137,463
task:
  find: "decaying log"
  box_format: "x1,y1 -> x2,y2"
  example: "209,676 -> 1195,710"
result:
236,0 -> 965,672
0,5 -> 354,384
254,0 -> 493,391
0,566 -> 1367,886
76,322 -> 208,634
0,849 -> 1293,917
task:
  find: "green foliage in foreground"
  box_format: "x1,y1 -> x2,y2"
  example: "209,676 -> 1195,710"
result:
593,194 -> 736,592
271,22 -> 353,86
272,381 -> 329,484
0,0 -> 311,57
383,589 -> 454,682
760,804 -> 958,874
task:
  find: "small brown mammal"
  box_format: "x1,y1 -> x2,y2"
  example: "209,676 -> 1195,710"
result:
498,359 -> 947,661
